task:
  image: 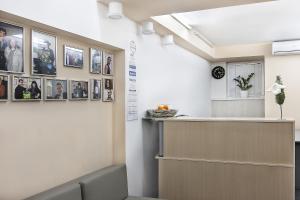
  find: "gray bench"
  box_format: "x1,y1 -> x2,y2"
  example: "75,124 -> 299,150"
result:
24,165 -> 165,200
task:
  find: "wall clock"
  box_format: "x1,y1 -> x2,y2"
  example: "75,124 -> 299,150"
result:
212,66 -> 225,79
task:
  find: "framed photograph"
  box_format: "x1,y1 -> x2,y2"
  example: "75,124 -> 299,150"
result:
44,78 -> 68,100
12,75 -> 42,101
90,48 -> 102,74
0,21 -> 24,73
64,45 -> 84,68
0,74 -> 9,101
31,30 -> 57,76
69,80 -> 89,100
90,79 -> 101,100
102,78 -> 114,102
102,52 -> 113,75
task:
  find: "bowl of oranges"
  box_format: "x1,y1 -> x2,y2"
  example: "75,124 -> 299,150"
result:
147,104 -> 177,118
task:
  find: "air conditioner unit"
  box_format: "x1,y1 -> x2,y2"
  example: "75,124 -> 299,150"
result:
272,40 -> 300,55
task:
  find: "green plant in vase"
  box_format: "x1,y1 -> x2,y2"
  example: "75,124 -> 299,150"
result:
271,76 -> 286,120
233,73 -> 255,98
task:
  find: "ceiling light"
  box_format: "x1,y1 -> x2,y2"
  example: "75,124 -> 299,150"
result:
107,1 -> 123,19
142,21 -> 155,35
162,35 -> 174,45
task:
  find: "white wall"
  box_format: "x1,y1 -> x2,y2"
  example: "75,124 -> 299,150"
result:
0,0 -> 211,198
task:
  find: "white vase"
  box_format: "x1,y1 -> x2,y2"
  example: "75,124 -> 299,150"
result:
240,90 -> 248,98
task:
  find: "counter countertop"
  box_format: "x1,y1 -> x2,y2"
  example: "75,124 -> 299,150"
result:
143,116 -> 295,123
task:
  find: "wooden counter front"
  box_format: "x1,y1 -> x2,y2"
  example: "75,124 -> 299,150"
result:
158,118 -> 295,200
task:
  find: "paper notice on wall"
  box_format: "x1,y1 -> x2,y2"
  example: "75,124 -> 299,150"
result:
127,64 -> 138,121
127,40 -> 138,121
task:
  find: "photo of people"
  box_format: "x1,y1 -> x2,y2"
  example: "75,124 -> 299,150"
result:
0,21 -> 24,73
12,76 -> 42,101
0,75 -> 8,100
32,30 -> 56,76
64,45 -> 84,68
91,79 -> 101,100
45,78 -> 67,100
70,80 -> 89,100
90,48 -> 102,74
103,78 -> 114,102
103,52 -> 113,75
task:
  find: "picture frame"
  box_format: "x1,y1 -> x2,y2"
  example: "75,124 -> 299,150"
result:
31,29 -> 57,76
102,51 -> 113,76
90,48 -> 102,74
44,78 -> 68,101
0,74 -> 9,101
69,80 -> 89,100
12,75 -> 42,101
90,79 -> 101,101
102,78 -> 114,102
0,21 -> 24,74
64,45 -> 84,68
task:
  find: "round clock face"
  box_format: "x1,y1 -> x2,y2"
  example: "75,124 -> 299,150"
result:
212,66 -> 225,79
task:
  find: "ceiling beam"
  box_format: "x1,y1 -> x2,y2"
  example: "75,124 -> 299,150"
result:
99,0 -> 274,22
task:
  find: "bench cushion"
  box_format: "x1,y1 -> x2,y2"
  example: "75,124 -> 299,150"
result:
80,165 -> 128,200
24,183 -> 82,200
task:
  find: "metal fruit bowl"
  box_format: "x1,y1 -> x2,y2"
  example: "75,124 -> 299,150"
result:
147,109 -> 178,118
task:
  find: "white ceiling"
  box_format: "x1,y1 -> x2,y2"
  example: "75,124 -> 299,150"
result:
174,0 -> 300,46
99,0 -> 273,21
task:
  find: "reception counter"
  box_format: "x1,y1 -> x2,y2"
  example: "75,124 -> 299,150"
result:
155,117 -> 295,200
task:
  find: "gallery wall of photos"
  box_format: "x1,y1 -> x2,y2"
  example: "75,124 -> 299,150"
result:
0,20 -> 115,102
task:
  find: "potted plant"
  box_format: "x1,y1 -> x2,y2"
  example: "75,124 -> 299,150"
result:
270,76 -> 286,120
233,73 -> 255,98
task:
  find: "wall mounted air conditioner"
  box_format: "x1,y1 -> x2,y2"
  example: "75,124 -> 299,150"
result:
272,40 -> 300,56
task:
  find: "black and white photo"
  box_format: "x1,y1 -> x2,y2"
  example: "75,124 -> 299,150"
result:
91,79 -> 101,100
45,78 -> 67,100
90,48 -> 102,74
12,76 -> 42,101
69,80 -> 89,100
64,45 -> 84,68
103,78 -> 114,102
103,52 -> 113,75
31,30 -> 56,76
0,21 -> 24,73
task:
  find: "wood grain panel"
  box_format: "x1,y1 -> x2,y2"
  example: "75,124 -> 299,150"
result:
159,159 -> 294,200
164,121 -> 294,164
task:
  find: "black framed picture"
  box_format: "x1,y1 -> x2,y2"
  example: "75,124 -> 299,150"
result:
102,52 -> 113,75
64,45 -> 84,68
12,75 -> 42,101
0,21 -> 24,73
0,74 -> 9,101
69,80 -> 89,100
31,30 -> 57,76
90,48 -> 102,74
44,78 -> 68,100
102,78 -> 114,102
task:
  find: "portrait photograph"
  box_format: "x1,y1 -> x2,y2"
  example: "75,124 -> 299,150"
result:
31,30 -> 56,76
103,78 -> 114,102
64,45 -> 84,68
0,74 -> 9,101
45,78 -> 67,100
103,52 -> 113,75
69,80 -> 89,100
90,48 -> 102,74
0,21 -> 24,73
12,76 -> 42,101
91,79 -> 101,100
